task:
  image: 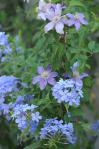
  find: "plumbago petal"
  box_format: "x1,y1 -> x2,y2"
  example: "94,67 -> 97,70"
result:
55,22 -> 64,34
44,22 -> 54,33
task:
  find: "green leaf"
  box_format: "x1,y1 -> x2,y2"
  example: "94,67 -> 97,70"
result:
69,0 -> 84,7
24,142 -> 40,149
88,41 -> 95,51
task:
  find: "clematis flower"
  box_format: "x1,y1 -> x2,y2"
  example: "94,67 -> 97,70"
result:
44,4 -> 66,34
32,65 -> 58,90
66,13 -> 88,30
71,61 -> 88,88
38,0 -> 54,21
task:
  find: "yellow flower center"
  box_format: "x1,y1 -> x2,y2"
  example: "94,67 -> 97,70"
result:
73,71 -> 80,78
75,15 -> 79,19
41,71 -> 49,78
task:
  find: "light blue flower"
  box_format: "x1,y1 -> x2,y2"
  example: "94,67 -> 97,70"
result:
0,32 -> 12,61
12,104 -> 42,132
0,75 -> 19,95
52,78 -> 83,106
91,120 -> 99,131
40,118 -> 76,144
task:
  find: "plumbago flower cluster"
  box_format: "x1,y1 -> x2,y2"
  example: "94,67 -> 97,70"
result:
52,62 -> 88,106
0,32 -> 12,62
40,118 -> 77,144
38,0 -> 88,34
12,104 -> 42,131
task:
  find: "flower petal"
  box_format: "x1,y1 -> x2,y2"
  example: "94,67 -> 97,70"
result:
38,12 -> 46,20
45,64 -> 52,72
75,22 -> 81,30
80,19 -> 88,25
80,73 -> 88,79
55,22 -> 64,34
66,13 -> 74,19
37,66 -> 44,74
67,20 -> 75,26
32,76 -> 41,84
49,72 -> 58,78
48,78 -> 56,85
39,0 -> 46,10
44,22 -> 54,33
39,78 -> 47,90
55,4 -> 62,16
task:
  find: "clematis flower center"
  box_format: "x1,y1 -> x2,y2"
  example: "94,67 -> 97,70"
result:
41,71 -> 49,78
53,15 -> 61,22
74,15 -> 79,20
73,71 -> 80,78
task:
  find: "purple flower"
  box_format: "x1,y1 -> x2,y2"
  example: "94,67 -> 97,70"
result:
66,13 -> 88,30
32,65 -> 58,90
38,0 -> 52,21
44,4 -> 65,34
38,1 -> 67,34
71,61 -> 88,88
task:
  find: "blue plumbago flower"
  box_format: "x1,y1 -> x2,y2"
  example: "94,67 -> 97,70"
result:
0,95 -> 5,104
31,112 -> 42,123
0,75 -> 20,95
0,32 -> 12,60
66,13 -> 88,30
52,62 -> 88,106
12,104 -> 42,132
0,103 -> 13,121
13,94 -> 34,107
52,78 -> 83,106
91,120 -> 99,131
13,95 -> 24,107
25,94 -> 34,101
32,65 -> 58,90
40,118 -> 76,144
